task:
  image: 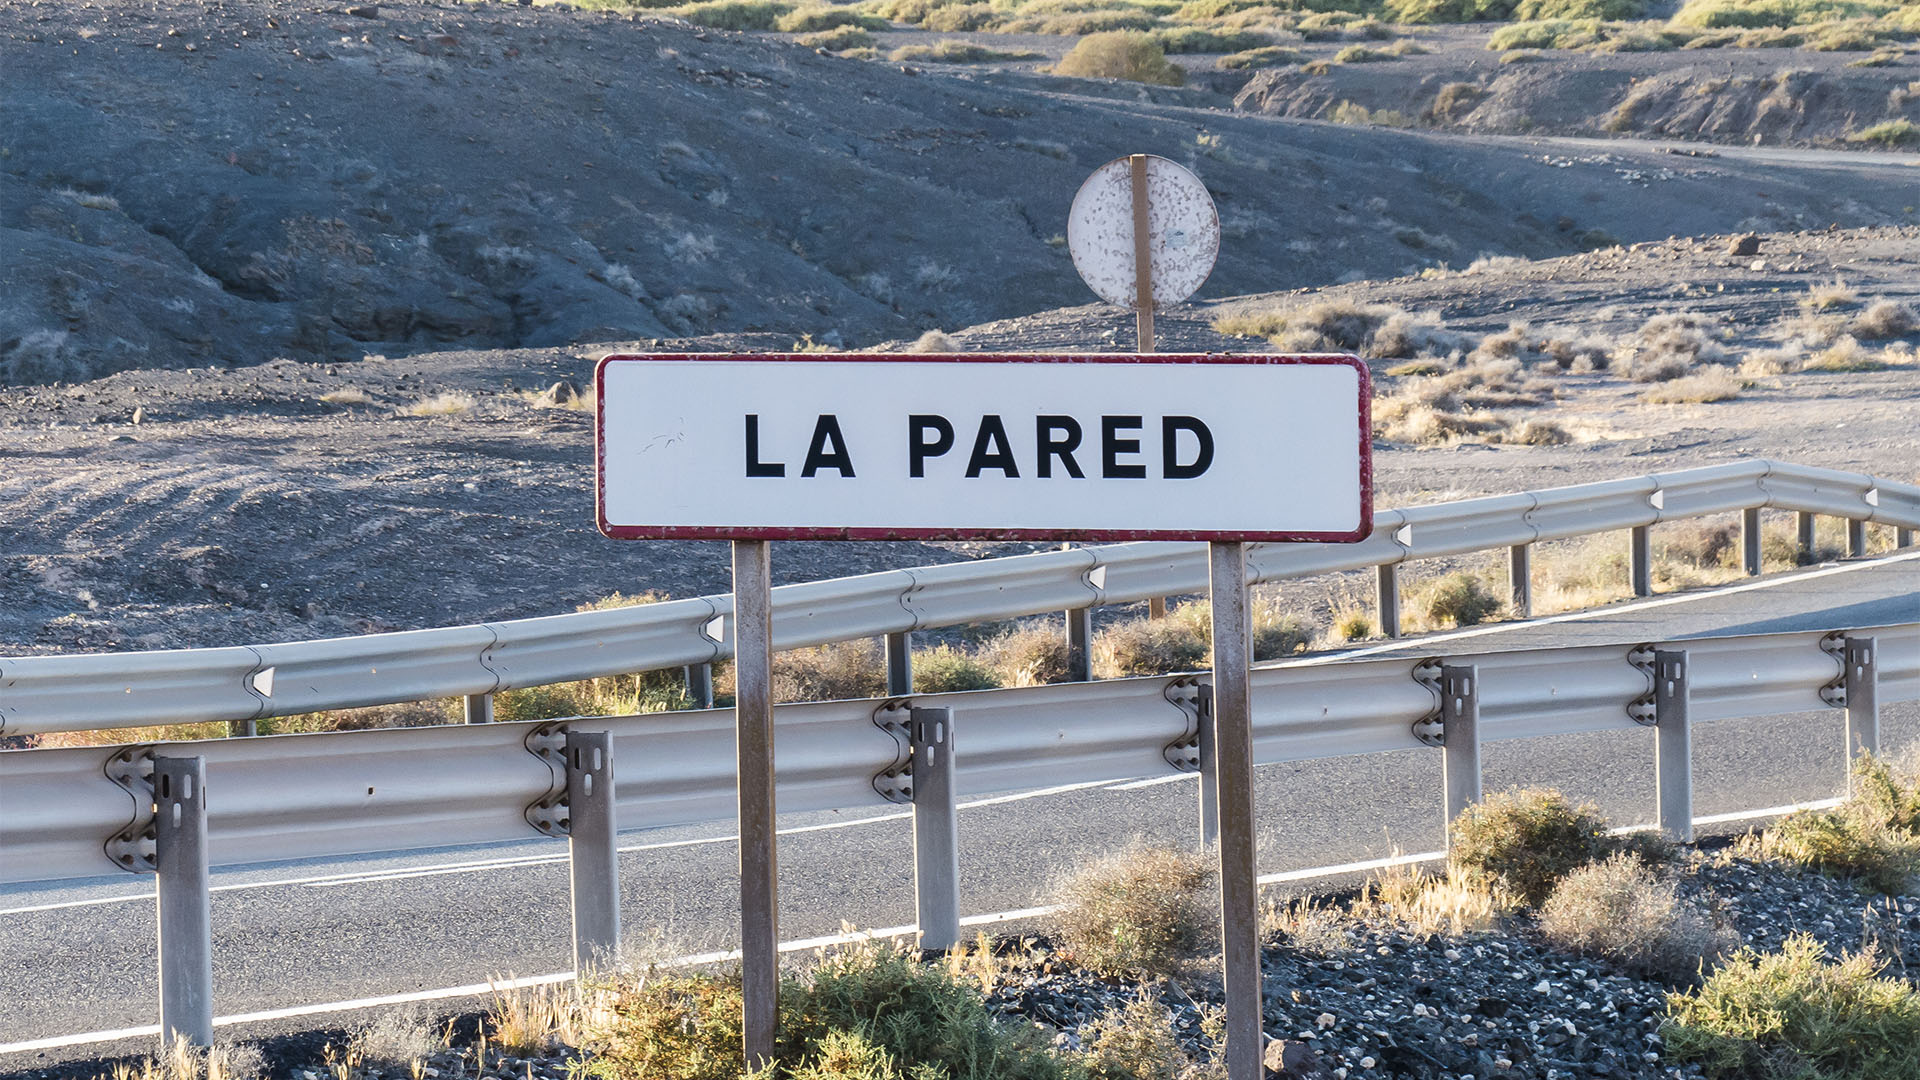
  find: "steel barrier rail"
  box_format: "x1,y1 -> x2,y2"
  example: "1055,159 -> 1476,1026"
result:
3,622 -> 1911,887
2,460 -> 1915,737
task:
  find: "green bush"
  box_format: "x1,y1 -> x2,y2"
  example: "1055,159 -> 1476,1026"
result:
1216,44 -> 1307,66
981,625 -> 1073,686
1052,30 -> 1187,84
1449,788 -> 1616,905
582,942 -> 1079,1080
773,640 -> 887,702
1383,0 -> 1518,23
669,0 -> 797,29
1514,0 -> 1650,15
922,2 -> 999,29
891,39 -> 1041,60
1754,753 -> 1920,895
1663,935 -> 1920,1080
776,4 -> 890,29
1668,0 -> 1903,29
1419,571 -> 1503,628
797,24 -> 876,47
1053,844 -> 1215,976
1488,16 -> 1602,47
912,644 -> 1003,692
1152,25 -> 1270,50
1850,119 -> 1920,146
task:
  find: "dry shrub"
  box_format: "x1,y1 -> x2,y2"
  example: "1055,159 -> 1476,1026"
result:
1377,403 -> 1507,446
1097,615 -> 1210,677
1541,331 -> 1614,372
797,24 -> 874,49
319,388 -> 372,406
1215,299 -> 1449,358
907,329 -> 958,352
912,643 -> 1002,692
1659,521 -> 1739,570
1740,343 -> 1803,375
1333,609 -> 1373,642
1849,299 -> 1917,340
981,624 -> 1072,686
1613,313 -> 1729,382
1803,334 -> 1891,372
1053,31 -> 1185,85
398,391 -> 477,416
773,639 -> 886,702
348,1011 -> 442,1066
1497,418 -> 1572,445
497,672 -> 691,722
1539,854 -> 1734,982
1449,788 -> 1616,905
1642,369 -> 1744,403
1802,278 -> 1858,311
1265,897 -> 1356,956
1414,571 -> 1503,628
1053,843 -> 1215,977
1076,993 -> 1195,1080
1664,935 -> 1920,1080
1357,864 -> 1508,936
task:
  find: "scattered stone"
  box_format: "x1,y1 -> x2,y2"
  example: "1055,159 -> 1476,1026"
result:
1728,234 -> 1762,255
1266,1036 -> 1338,1080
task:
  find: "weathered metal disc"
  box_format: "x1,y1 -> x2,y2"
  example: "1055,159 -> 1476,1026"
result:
1067,155 -> 1221,312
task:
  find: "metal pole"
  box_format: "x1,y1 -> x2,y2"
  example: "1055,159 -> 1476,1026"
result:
1654,649 -> 1693,843
1899,527 -> 1914,550
1196,684 -> 1219,849
1741,507 -> 1762,575
910,707 -> 960,951
464,693 -> 493,724
1439,665 -> 1481,846
732,539 -> 778,1069
1630,525 -> 1652,597
1508,543 -> 1531,618
1375,563 -> 1400,639
686,663 -> 714,710
1843,636 -> 1879,770
1129,153 -> 1155,354
1207,542 -> 1260,1080
1797,511 -> 1816,562
1148,596 -> 1167,620
566,730 -> 620,974
1847,518 -> 1867,558
1065,606 -> 1093,682
886,631 -> 913,697
230,718 -> 256,738
154,755 -> 213,1048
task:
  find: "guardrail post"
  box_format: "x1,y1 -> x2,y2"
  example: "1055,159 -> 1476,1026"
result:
886,632 -> 913,696
910,707 -> 960,951
1196,684 -> 1219,848
1508,543 -> 1532,618
464,693 -> 493,724
1797,511 -> 1816,561
1065,606 -> 1093,681
1653,649 -> 1693,843
1843,636 -> 1879,772
566,730 -> 620,974
154,755 -> 214,1048
1899,527 -> 1914,550
1207,542 -> 1261,1080
1148,597 -> 1167,620
1440,665 -> 1481,847
1742,507 -> 1762,575
1630,525 -> 1652,597
1847,518 -> 1867,558
229,719 -> 256,738
686,664 -> 714,710
1375,564 -> 1400,639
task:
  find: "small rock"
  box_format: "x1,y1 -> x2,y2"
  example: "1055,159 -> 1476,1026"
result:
1728,234 -> 1761,256
346,4 -> 380,16
1264,1037 -> 1336,1080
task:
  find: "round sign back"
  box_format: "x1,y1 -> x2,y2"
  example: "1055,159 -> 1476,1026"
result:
1067,155 -> 1221,312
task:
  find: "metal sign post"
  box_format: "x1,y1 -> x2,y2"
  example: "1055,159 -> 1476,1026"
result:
733,538 -> 779,1067
1208,542 -> 1262,1078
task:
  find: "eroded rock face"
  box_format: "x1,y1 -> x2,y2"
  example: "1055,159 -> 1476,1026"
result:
8,0 -> 1918,386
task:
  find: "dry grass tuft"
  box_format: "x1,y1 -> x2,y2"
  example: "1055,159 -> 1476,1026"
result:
398,391 -> 477,417
1053,843 -> 1215,977
1747,751 -> 1920,895
1802,278 -> 1858,311
488,980 -> 590,1057
319,388 -> 373,406
1539,854 -> 1734,982
1641,369 -> 1745,403
1740,343 -> 1803,376
1356,863 -> 1509,937
980,624 -> 1072,686
1409,571 -> 1503,629
1215,299 -> 1449,358
1803,334 -> 1892,372
907,329 -> 959,352
348,1010 -> 442,1068
773,639 -> 886,702
103,1038 -> 266,1080
1265,896 -> 1356,956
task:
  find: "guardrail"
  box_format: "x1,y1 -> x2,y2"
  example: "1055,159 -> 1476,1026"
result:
1,459 -> 1915,738
1,620 -> 1910,1046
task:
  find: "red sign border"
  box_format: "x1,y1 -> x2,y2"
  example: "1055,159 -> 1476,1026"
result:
595,352 -> 1372,544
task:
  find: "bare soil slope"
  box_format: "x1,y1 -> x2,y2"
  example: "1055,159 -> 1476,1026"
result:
5,0 -> 1918,385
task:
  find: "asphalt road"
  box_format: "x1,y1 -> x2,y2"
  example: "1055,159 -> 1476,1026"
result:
2,553 -> 1915,1070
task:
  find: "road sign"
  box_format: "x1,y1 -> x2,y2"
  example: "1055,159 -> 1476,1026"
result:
1068,154 -> 1220,352
595,352 -> 1371,544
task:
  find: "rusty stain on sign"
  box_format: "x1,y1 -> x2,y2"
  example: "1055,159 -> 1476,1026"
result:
1066,155 -> 1220,312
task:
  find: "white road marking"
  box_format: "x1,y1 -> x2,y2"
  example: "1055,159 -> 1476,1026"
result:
0,790 -> 1859,1056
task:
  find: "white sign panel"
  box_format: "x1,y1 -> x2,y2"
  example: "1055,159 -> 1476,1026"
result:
596,353 -> 1371,543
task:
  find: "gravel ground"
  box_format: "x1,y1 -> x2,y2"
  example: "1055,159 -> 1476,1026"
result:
42,849 -> 1909,1080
